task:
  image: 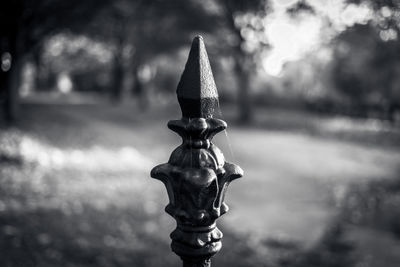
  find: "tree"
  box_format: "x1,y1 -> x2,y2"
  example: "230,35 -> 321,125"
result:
349,0 -> 400,36
216,0 -> 270,123
86,0 -> 220,105
331,0 -> 400,120
1,1 -> 22,124
0,0 -> 108,124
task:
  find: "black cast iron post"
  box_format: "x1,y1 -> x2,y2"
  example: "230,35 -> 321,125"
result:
151,35 -> 243,267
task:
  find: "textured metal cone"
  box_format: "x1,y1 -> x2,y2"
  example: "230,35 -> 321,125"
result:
177,35 -> 219,118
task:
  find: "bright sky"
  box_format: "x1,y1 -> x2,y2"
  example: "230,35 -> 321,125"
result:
263,0 -> 372,76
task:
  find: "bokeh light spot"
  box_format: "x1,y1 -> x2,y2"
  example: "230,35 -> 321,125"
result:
1,52 -> 12,72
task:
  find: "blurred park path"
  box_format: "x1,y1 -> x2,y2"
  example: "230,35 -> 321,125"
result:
1,102 -> 400,266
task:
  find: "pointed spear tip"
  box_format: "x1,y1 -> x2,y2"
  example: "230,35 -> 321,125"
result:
176,36 -> 219,119
190,35 -> 204,50
193,35 -> 204,41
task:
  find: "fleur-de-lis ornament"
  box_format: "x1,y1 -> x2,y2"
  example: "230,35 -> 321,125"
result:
151,36 -> 243,267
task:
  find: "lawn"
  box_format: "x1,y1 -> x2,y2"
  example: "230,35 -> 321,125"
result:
0,102 -> 399,267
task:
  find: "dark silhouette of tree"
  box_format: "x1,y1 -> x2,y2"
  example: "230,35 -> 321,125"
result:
331,1 -> 400,120
88,0 -> 219,105
0,0 -> 108,124
348,0 -> 400,121
1,0 -> 272,121
333,24 -> 379,116
349,0 -> 400,36
216,0 -> 270,123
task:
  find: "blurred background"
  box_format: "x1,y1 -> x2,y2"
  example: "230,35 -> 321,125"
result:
1,0 -> 400,266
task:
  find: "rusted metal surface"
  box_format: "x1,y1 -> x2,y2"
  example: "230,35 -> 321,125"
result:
151,36 -> 243,267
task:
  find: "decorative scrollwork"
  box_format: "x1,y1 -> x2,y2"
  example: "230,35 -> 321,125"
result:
151,35 -> 243,267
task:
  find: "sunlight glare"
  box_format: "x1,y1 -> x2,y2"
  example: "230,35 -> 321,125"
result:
57,73 -> 73,94
263,16 -> 321,76
19,136 -> 153,172
341,4 -> 372,26
263,0 -> 373,76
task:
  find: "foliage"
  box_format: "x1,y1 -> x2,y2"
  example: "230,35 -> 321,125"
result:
332,0 -> 400,119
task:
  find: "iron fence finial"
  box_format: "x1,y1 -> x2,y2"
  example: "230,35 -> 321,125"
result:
151,36 -> 243,267
177,35 -> 219,119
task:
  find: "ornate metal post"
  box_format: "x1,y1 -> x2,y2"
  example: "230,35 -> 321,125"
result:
151,36 -> 243,267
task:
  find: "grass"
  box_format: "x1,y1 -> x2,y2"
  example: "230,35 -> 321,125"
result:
0,102 -> 400,266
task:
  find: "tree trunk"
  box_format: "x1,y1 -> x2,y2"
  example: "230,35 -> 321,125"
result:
110,54 -> 124,103
3,55 -> 21,124
32,47 -> 42,91
222,5 -> 254,124
234,57 -> 253,123
1,31 -> 21,125
131,63 -> 149,111
386,103 -> 399,123
131,64 -> 143,96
